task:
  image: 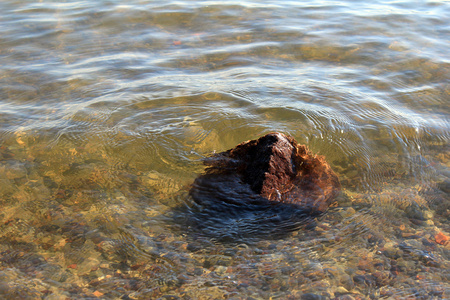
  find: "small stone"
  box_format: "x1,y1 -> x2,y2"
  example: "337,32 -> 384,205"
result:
346,169 -> 358,179
157,295 -> 181,300
335,193 -> 352,207
5,161 -> 27,179
422,210 -> 433,220
437,179 -> 450,194
401,232 -> 421,239
397,259 -> 414,270
301,293 -> 327,300
404,239 -> 422,249
215,266 -> 227,276
335,295 -> 356,300
93,291 -> 104,297
435,232 -> 449,245
339,207 -> 356,219
383,244 -> 399,259
78,257 -> 100,274
372,270 -> 392,286
339,273 -> 354,291
405,203 -> 425,220
186,243 -> 202,252
335,286 -> 349,294
425,220 -> 435,226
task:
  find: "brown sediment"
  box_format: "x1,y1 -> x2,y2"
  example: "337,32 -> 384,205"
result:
191,132 -> 341,214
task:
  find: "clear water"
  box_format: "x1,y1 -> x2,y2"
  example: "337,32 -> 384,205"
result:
0,0 -> 449,299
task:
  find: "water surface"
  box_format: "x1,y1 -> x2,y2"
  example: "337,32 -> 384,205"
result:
0,0 -> 449,299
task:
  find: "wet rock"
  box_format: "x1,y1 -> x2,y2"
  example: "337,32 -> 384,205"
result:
334,286 -> 349,294
186,133 -> 340,242
336,193 -> 352,207
301,293 -> 327,300
334,295 -> 356,300
372,270 -> 392,287
338,207 -> 356,219
405,203 -> 426,220
78,257 -> 100,274
367,233 -> 385,246
214,265 -> 228,276
339,274 -> 355,291
422,210 -> 433,220
353,274 -> 376,288
382,243 -> 400,259
186,243 -> 202,253
157,296 -> 181,300
4,160 -> 28,180
191,132 -> 340,213
437,178 -> 450,194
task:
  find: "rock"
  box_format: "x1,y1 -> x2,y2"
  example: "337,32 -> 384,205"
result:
336,193 -> 353,207
405,205 -> 423,222
335,286 -> 349,294
437,179 -> 450,194
334,295 -> 356,300
190,132 -> 340,214
339,273 -> 354,291
301,293 -> 327,300
214,266 -> 228,276
78,257 -> 100,274
186,133 -> 340,242
372,270 -> 392,287
422,210 -> 433,220
4,160 -> 28,180
186,243 -> 203,252
339,207 -> 356,219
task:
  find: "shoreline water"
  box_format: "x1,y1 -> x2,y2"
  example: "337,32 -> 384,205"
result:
0,0 -> 449,299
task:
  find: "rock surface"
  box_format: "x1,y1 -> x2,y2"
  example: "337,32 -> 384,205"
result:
190,132 -> 341,214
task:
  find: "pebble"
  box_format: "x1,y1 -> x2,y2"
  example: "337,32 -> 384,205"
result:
215,266 -> 228,276
4,161 -> 28,179
437,179 -> 450,194
405,203 -> 425,220
301,293 -> 327,300
383,245 -> 399,259
78,257 -> 100,274
339,207 -> 356,219
424,219 -> 435,226
334,296 -> 356,300
335,286 -> 349,294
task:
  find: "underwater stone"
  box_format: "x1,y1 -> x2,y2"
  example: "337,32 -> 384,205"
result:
437,178 -> 450,194
190,132 -> 340,214
301,293 -> 327,300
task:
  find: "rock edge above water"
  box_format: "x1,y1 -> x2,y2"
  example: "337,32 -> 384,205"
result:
190,132 -> 341,214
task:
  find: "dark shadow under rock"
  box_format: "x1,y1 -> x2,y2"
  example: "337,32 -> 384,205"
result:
184,132 -> 341,243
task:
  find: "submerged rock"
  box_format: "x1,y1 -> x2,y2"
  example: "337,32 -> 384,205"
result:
190,132 -> 340,215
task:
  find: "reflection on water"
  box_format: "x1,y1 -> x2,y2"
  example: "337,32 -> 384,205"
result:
0,0 -> 449,299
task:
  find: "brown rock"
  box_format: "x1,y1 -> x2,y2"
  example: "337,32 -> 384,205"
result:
191,132 -> 340,214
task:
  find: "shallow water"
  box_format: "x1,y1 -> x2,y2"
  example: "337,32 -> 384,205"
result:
0,0 -> 449,299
